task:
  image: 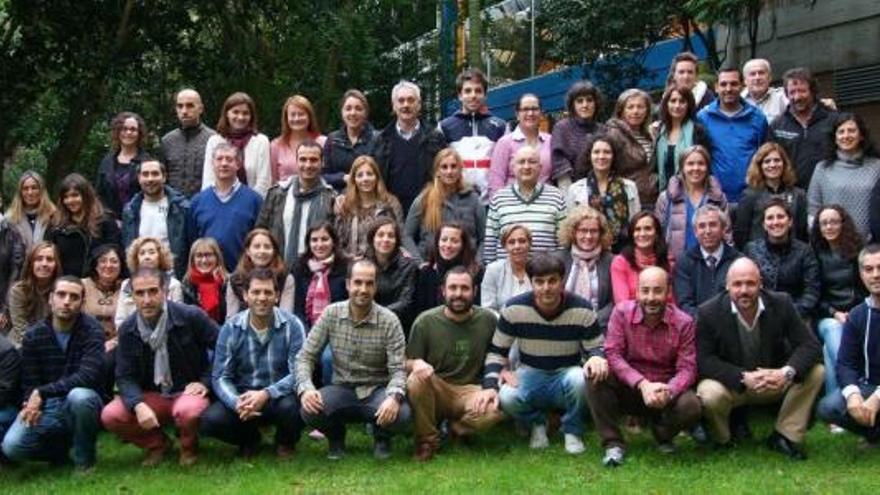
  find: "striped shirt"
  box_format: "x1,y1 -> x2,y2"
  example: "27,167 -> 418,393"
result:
296,301 -> 406,399
212,308 -> 306,410
483,183 -> 565,264
482,292 -> 603,390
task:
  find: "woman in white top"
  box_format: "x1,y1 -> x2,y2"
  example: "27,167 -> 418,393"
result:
202,92 -> 271,197
481,224 -> 532,313
114,236 -> 183,328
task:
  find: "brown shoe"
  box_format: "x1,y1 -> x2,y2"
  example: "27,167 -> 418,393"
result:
141,445 -> 169,467
413,442 -> 436,462
276,445 -> 295,459
179,451 -> 198,467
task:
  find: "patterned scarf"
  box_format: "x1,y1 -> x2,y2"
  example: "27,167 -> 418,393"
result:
225,129 -> 254,185
305,255 -> 334,325
587,172 -> 631,246
568,244 -> 602,301
136,302 -> 172,395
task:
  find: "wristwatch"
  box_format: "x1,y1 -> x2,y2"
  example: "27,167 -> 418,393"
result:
783,367 -> 796,382
390,391 -> 405,404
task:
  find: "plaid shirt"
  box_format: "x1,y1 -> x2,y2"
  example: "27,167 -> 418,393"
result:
296,301 -> 406,399
605,300 -> 696,398
213,308 -> 306,411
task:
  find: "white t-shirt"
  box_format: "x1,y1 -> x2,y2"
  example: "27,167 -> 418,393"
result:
138,196 -> 170,245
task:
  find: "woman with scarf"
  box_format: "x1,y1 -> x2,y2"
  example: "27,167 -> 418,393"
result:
560,206 -> 615,332
322,89 -> 377,192
653,85 -> 710,192
181,238 -> 229,324
293,222 -> 348,331
413,222 -> 482,317
610,211 -> 674,303
4,170 -> 56,249
96,111 -> 149,220
226,228 -> 294,319
334,156 -> 404,258
364,216 -> 418,332
551,81 -> 606,189
745,198 -> 820,319
114,236 -> 184,328
270,94 -> 326,184
566,135 -> 640,252
202,92 -> 272,197
7,241 -> 61,346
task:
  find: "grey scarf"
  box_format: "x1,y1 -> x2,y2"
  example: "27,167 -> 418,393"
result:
137,302 -> 173,394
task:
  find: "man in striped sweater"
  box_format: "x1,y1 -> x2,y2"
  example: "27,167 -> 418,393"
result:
472,255 -> 607,454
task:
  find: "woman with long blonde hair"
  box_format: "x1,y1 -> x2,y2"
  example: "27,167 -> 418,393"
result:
403,148 -> 485,264
181,238 -> 229,323
5,170 -> 56,248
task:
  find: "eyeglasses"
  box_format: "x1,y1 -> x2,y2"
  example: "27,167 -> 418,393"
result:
518,107 -> 541,113
819,219 -> 842,227
121,126 -> 139,134
576,228 -> 600,235
194,252 -> 216,259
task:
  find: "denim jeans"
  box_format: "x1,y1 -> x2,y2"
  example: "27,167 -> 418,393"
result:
817,317 -> 843,396
1,388 -> 103,467
0,406 -> 17,443
499,365 -> 587,435
817,383 -> 880,442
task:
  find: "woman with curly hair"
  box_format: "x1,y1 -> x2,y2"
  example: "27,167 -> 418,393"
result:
181,238 -> 229,323
610,211 -> 673,303
96,111 -> 149,220
334,155 -> 404,258
80,244 -> 125,348
114,236 -> 183,328
559,206 -> 615,331
7,241 -> 61,345
4,170 -> 56,248
226,228 -> 295,319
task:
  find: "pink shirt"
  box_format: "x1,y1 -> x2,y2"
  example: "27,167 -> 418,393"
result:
487,127 -> 552,199
270,135 -> 327,183
610,254 -> 676,304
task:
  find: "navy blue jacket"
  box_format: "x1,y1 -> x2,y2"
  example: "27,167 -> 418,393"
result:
837,299 -> 880,390
674,244 -> 742,316
122,185 -> 191,279
439,110 -> 506,144
293,262 -> 348,331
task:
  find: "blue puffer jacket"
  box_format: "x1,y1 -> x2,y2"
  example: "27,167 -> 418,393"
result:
121,185 -> 190,279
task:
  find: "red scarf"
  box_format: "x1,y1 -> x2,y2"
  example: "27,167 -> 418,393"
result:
190,268 -> 224,322
225,129 -> 254,185
305,256 -> 334,325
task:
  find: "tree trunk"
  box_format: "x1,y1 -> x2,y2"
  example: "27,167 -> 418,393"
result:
467,0 -> 482,70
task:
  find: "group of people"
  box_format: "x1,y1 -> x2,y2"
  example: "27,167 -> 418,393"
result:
0,53 -> 879,473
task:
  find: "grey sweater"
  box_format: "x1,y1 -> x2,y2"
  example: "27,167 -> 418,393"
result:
807,152 -> 880,240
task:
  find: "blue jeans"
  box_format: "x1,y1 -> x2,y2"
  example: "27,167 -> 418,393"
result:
321,345 -> 333,387
817,318 -> 843,396
1,388 -> 103,467
817,383 -> 880,442
499,365 -> 587,435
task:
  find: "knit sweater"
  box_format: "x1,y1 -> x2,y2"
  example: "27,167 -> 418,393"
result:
807,153 -> 880,240
483,183 -> 565,264
161,123 -> 216,197
188,185 -> 263,272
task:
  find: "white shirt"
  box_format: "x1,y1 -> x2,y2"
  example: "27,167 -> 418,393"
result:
138,196 -> 169,246
282,184 -> 312,258
730,297 -> 765,332
700,244 -> 725,268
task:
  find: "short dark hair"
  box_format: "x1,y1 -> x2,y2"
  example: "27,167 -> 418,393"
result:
782,67 -> 818,98
139,156 -> 166,176
245,267 -> 277,292
131,266 -> 168,288
762,197 -> 792,219
442,265 -> 474,287
296,139 -> 323,158
717,66 -> 742,81
53,275 -> 85,297
346,258 -> 377,279
858,244 -> 880,270
525,253 -> 566,279
456,68 -> 488,93
565,81 -> 603,119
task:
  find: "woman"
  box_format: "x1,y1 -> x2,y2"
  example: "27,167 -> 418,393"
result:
560,206 -> 615,331
5,170 -> 56,248
605,89 -> 658,207
46,173 -> 121,277
414,222 -> 482,317
610,211 -> 673,303
551,81 -> 605,188
653,85 -> 710,191
96,112 -> 148,219
334,156 -> 404,258
270,95 -> 327,183
227,228 -> 295,319
181,238 -> 229,324
293,222 -> 348,331
566,135 -> 640,251
745,198 -> 820,318
404,148 -> 485,264
734,143 -> 808,249
811,205 -> 865,407
0,213 -> 24,333
81,244 -> 124,349
202,92 -> 272,196
488,93 -> 552,198
808,112 -> 880,240
655,145 -> 730,261
114,236 -> 184,328
364,217 -> 418,330
481,225 -> 532,314
323,89 -> 377,191
7,242 -> 61,345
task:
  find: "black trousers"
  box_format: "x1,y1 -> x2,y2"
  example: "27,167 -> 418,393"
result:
200,394 -> 304,448
300,385 -> 411,442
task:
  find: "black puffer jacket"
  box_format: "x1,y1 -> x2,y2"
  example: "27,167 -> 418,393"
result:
815,248 -> 865,318
45,215 -> 122,277
733,185 -> 808,249
322,124 -> 378,191
374,252 -> 418,330
745,236 -> 820,318
0,218 -> 25,321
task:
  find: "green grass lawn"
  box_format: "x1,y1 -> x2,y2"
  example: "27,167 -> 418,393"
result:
0,414 -> 876,494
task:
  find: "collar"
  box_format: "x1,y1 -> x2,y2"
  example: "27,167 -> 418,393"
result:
730,296 -> 765,320
513,182 -> 542,200
213,179 -> 241,199
511,126 -> 547,143
340,301 -> 378,325
700,244 -> 725,261
396,119 -> 420,139
630,301 -> 677,327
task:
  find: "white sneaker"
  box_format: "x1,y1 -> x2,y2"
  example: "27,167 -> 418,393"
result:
564,433 -> 585,454
829,424 -> 846,435
602,446 -> 625,467
529,425 -> 549,449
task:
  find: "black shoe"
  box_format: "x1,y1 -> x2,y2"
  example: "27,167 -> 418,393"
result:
327,438 -> 346,460
730,410 -> 752,442
237,442 -> 261,460
690,423 -> 709,445
766,431 -> 806,460
373,437 -> 392,460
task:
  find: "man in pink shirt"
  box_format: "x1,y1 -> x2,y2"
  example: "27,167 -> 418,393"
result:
587,266 -> 700,467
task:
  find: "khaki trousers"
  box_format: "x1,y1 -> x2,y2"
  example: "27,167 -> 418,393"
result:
697,364 -> 824,444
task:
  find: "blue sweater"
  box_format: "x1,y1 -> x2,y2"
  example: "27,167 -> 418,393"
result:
189,185 -> 262,271
697,99 -> 769,202
837,299 -> 880,392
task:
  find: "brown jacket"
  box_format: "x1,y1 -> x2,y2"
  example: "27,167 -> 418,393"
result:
604,118 -> 658,207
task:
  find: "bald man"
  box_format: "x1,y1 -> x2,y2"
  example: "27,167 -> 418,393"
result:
161,89 -> 216,197
587,267 -> 700,467
696,258 -> 823,459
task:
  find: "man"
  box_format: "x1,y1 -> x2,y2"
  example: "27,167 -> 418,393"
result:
588,267 -> 700,467
257,140 -> 335,267
817,244 -> 880,445
297,259 -> 410,460
201,268 -> 306,458
100,268 -> 218,467
439,68 -> 507,204
697,67 -> 769,203
1,277 -> 104,472
406,266 -> 504,461
741,58 -> 789,124
666,52 -> 714,109
472,255 -> 606,455
771,67 -> 839,189
373,80 -> 446,214
161,89 -> 215,197
674,205 -> 742,316
121,158 -> 190,278
189,142 -> 263,271
696,258 -> 823,459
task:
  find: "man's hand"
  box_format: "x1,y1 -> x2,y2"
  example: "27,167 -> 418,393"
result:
183,382 -> 209,397
104,337 -> 119,353
864,394 -> 880,426
583,356 -> 609,384
375,396 -> 400,427
742,370 -> 763,392
499,369 -> 518,388
639,381 -> 671,409
20,390 -> 43,427
134,402 -> 160,430
409,359 -> 434,380
471,389 -> 499,415
846,393 -> 874,427
300,390 -> 324,415
237,390 -> 271,420
756,368 -> 788,393
833,311 -> 849,324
